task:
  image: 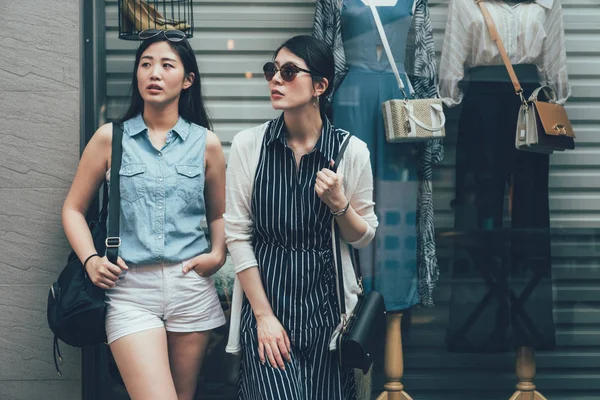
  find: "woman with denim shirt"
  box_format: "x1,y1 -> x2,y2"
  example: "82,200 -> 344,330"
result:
61,31 -> 226,400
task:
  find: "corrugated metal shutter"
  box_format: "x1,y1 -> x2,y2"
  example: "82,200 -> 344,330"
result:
103,1 -> 600,398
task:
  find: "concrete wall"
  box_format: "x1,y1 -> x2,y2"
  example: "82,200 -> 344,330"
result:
0,1 -> 82,399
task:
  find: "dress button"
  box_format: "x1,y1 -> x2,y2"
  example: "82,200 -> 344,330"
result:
158,152 -> 162,157
158,235 -> 162,239
158,206 -> 163,210
158,178 -> 163,182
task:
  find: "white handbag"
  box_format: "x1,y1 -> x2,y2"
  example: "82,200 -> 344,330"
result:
369,5 -> 446,143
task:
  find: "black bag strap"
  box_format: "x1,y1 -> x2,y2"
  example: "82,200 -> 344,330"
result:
331,133 -> 352,174
100,181 -> 109,221
106,122 -> 123,264
52,123 -> 123,377
330,133 -> 362,320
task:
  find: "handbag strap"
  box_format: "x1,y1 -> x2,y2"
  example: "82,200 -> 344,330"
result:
401,101 -> 447,132
331,132 -> 352,174
330,133 -> 361,320
475,0 -> 524,97
530,85 -> 558,103
368,4 -> 415,99
106,122 -> 123,265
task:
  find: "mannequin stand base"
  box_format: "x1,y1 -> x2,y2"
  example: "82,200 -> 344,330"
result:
376,389 -> 413,400
376,312 -> 413,400
509,390 -> 547,400
508,347 -> 546,400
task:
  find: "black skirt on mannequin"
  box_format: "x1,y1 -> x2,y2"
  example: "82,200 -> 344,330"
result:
446,65 -> 556,353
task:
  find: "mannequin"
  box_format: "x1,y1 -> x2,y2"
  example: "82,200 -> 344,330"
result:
334,2 -> 417,398
333,0 -> 419,315
439,0 -> 570,398
314,0 -> 442,398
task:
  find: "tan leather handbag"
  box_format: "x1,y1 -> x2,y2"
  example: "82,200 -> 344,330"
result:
369,5 -> 446,143
476,0 -> 575,153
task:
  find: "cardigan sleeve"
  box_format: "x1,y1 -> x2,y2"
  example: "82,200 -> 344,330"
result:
224,134 -> 258,274
346,143 -> 378,249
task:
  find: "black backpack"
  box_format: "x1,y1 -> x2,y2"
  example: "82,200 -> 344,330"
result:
47,122 -> 123,374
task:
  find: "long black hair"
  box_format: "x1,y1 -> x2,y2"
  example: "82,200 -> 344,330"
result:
274,35 -> 335,119
120,35 -> 212,130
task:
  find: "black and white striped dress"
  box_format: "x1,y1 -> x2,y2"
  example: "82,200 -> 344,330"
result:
237,114 -> 357,400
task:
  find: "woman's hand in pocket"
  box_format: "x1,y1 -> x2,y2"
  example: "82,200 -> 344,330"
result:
256,314 -> 292,370
182,252 -> 226,277
85,256 -> 129,289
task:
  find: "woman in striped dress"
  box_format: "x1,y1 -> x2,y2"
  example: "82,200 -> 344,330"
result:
224,35 -> 378,400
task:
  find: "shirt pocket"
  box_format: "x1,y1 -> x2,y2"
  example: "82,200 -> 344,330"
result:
175,164 -> 203,204
119,163 -> 146,203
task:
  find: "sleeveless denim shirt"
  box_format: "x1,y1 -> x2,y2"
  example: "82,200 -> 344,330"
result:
108,114 -> 209,264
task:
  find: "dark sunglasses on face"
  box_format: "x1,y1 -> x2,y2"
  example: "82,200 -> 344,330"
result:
263,62 -> 313,82
138,29 -> 186,42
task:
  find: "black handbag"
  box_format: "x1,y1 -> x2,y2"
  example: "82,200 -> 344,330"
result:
331,134 -> 387,374
47,122 -> 123,374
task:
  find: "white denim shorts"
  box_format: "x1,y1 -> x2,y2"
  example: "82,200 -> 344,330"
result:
105,259 -> 226,344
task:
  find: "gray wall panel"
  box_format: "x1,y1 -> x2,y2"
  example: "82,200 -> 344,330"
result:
0,284 -> 81,380
0,0 -> 82,398
2,381 -> 81,400
0,189 -> 74,284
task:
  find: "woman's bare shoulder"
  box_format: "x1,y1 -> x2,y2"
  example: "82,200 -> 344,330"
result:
205,129 -> 223,153
92,122 -> 114,146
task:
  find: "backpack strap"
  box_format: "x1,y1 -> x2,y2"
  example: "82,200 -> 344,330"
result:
53,123 -> 123,376
106,123 -> 123,264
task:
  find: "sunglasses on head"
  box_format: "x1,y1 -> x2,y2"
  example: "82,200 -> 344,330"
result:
139,29 -> 186,42
263,62 -> 314,82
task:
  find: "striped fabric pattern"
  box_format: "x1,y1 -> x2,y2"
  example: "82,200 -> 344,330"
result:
238,328 -> 357,400
313,0 -> 443,307
407,0 -> 444,307
313,0 -> 348,105
237,114 -> 356,400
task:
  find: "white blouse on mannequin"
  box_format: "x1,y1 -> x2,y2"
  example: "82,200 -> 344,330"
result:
439,0 -> 571,107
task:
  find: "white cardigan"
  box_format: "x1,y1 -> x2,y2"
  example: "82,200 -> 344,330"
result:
224,122 -> 378,354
